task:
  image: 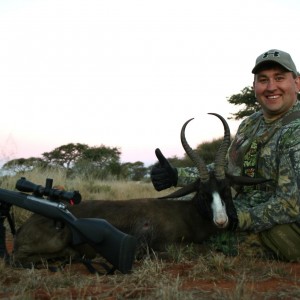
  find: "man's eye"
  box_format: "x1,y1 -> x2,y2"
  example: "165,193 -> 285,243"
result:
275,76 -> 284,81
259,78 -> 268,84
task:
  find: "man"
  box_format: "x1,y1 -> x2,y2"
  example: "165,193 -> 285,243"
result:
151,49 -> 300,261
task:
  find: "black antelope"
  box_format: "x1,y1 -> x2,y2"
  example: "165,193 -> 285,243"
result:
13,113 -> 269,266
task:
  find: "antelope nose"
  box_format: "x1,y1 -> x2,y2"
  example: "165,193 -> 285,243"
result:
214,217 -> 228,228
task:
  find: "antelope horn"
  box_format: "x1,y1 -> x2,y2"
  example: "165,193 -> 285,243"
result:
158,180 -> 200,199
181,118 -> 209,183
208,113 -> 231,180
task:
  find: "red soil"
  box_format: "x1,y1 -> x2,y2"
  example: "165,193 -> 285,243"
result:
2,234 -> 300,299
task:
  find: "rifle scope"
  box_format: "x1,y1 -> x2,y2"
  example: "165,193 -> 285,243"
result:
15,177 -> 81,205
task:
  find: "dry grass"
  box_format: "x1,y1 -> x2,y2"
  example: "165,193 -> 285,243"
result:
1,251 -> 299,299
0,167 -> 169,200
0,168 -> 173,228
0,169 -> 299,299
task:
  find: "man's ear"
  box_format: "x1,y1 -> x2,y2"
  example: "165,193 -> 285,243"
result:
296,76 -> 300,92
253,81 -> 256,98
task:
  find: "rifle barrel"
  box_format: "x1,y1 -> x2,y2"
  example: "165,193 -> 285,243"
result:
0,188 -> 76,222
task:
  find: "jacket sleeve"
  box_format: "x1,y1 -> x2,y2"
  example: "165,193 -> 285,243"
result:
237,125 -> 300,232
176,167 -> 199,187
176,163 -> 215,186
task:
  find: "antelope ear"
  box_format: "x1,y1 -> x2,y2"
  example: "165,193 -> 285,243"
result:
225,172 -> 273,186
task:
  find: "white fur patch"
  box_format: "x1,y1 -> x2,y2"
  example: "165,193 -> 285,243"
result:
211,192 -> 228,228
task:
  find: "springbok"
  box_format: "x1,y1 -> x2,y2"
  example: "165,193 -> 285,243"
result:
12,113 -> 269,266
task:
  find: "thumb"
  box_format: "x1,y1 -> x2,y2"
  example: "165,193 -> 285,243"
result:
155,148 -> 168,167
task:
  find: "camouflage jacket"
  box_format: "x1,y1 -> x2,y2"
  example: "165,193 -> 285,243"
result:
177,101 -> 300,232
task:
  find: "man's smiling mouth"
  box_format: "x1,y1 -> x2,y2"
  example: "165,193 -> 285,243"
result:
267,95 -> 280,99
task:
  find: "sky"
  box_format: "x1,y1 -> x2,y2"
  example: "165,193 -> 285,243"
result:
0,0 -> 299,167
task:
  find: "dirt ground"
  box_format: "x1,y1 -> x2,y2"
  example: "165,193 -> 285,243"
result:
1,236 -> 300,299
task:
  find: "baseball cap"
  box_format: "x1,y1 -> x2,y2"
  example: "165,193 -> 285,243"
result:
252,49 -> 297,75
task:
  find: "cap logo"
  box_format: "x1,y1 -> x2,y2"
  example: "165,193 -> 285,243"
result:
262,51 -> 280,59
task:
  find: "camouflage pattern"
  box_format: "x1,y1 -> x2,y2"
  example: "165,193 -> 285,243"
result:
260,223 -> 300,261
176,101 -> 300,259
177,167 -> 200,186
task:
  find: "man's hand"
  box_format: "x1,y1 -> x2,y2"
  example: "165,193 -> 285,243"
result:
150,148 -> 178,191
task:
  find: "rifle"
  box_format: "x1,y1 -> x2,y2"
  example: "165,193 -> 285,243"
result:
0,177 -> 137,274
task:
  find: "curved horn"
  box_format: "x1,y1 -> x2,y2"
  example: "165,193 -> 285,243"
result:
208,113 -> 231,180
181,118 -> 209,182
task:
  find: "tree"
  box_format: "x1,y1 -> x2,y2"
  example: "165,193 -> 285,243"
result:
121,161 -> 147,181
42,143 -> 89,170
227,86 -> 300,121
194,137 -> 225,165
148,138 -> 224,172
173,138 -> 224,167
2,157 -> 46,173
227,86 -> 261,120
74,145 -> 122,179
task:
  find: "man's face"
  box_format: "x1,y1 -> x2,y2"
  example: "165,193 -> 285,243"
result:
253,67 -> 299,120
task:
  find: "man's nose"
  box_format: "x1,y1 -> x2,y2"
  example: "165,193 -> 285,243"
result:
266,79 -> 276,90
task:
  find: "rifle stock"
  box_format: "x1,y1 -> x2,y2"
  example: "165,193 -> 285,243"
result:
0,187 -> 137,274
